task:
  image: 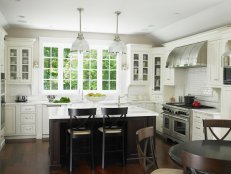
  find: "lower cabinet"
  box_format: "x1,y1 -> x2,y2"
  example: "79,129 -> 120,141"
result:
192,110 -> 221,141
5,105 -> 16,135
126,116 -> 154,160
5,104 -> 36,138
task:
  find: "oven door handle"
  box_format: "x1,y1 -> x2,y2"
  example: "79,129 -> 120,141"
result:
171,115 -> 188,122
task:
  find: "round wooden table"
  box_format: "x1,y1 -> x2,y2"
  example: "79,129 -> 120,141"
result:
169,140 -> 231,165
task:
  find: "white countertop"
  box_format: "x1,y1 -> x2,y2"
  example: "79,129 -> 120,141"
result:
48,104 -> 159,119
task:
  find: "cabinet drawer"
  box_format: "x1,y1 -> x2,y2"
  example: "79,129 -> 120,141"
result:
21,124 -> 35,134
21,106 -> 35,113
21,113 -> 35,123
193,122 -> 204,135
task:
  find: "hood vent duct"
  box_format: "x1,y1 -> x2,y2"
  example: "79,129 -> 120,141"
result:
166,41 -> 207,68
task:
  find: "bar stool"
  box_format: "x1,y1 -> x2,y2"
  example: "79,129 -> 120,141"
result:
67,108 -> 96,173
98,107 -> 128,168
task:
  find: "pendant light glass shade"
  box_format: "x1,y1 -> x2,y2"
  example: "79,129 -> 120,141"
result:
71,8 -> 89,53
109,11 -> 126,54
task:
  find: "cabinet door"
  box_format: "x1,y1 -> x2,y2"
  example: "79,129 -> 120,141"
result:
152,56 -> 161,92
8,47 -> 19,82
207,40 -> 222,87
7,47 -> 32,84
126,117 -> 154,160
5,106 -> 16,135
20,47 -> 31,83
131,52 -> 149,84
0,40 -> 4,73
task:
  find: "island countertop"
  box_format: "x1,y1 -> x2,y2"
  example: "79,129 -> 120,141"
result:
48,103 -> 159,119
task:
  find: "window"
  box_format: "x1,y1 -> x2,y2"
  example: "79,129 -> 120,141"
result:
83,50 -> 98,90
41,43 -> 118,93
43,47 -> 58,90
63,48 -> 78,90
102,50 -> 116,90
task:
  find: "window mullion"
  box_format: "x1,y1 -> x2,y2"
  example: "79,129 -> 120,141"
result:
78,53 -> 83,90
58,47 -> 63,91
98,48 -> 102,91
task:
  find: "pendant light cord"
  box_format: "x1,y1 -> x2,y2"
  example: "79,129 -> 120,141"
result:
115,11 -> 121,41
77,8 -> 83,34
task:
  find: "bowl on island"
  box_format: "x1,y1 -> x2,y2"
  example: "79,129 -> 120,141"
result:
85,93 -> 106,102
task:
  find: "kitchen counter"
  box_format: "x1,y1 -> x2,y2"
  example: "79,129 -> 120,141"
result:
48,104 -> 159,119
192,108 -> 221,114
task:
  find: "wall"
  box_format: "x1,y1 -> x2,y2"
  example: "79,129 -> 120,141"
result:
173,68 -> 220,109
5,27 -> 156,102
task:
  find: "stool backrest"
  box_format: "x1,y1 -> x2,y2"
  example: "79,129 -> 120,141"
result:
68,108 -> 96,131
203,119 -> 231,140
136,126 -> 158,173
181,151 -> 231,174
101,107 -> 128,129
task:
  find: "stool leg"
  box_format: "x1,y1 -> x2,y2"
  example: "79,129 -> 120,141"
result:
122,132 -> 125,166
70,135 -> 72,173
102,132 -> 105,169
91,133 -> 95,169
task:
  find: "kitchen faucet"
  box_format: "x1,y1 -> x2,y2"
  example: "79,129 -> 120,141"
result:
118,94 -> 128,107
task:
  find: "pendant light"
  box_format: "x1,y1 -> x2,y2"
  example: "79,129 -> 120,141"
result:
71,8 -> 89,53
109,11 -> 126,54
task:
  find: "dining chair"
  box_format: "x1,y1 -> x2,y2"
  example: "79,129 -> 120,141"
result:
98,107 -> 128,169
203,119 -> 231,140
67,108 -> 96,173
181,151 -> 231,174
136,126 -> 183,174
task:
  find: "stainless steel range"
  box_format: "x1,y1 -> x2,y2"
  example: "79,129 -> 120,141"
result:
162,103 -> 214,143
162,103 -> 191,143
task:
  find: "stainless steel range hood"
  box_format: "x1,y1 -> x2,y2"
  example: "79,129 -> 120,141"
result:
166,41 -> 207,68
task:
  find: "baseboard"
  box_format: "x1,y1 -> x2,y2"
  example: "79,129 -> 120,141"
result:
5,138 -> 36,143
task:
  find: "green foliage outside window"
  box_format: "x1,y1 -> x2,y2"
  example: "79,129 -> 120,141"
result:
43,47 -> 58,90
63,48 -> 78,90
43,46 -> 117,92
83,50 -> 97,90
102,50 -> 116,90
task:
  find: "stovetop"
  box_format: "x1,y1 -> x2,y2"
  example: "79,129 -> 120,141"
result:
165,103 -> 214,109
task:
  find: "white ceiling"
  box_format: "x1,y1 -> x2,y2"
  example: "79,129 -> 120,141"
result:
0,0 -> 230,43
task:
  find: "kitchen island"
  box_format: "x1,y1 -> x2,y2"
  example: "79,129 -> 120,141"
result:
48,103 -> 159,170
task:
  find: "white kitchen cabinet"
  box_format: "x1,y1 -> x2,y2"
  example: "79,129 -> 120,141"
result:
152,56 -> 161,92
42,104 -> 62,138
221,87 -> 231,140
5,105 -> 16,135
5,38 -> 35,84
163,55 -> 175,86
127,44 -> 152,85
154,103 -> 163,133
0,128 -> 4,150
17,105 -> 36,135
192,110 -> 221,141
207,40 -> 222,87
0,28 -> 7,73
5,104 -> 36,138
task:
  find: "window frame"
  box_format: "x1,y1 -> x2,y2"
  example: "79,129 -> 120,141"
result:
39,37 -> 121,95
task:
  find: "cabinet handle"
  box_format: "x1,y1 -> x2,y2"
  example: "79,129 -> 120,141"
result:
167,78 -> 170,80
196,127 -> 201,129
214,78 -> 218,80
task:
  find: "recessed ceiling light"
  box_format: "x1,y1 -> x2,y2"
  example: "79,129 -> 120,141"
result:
18,15 -> 25,18
18,20 -> 27,23
174,12 -> 181,15
148,25 -> 155,28
15,0 -> 21,2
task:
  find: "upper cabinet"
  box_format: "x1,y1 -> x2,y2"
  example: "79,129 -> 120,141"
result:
207,40 -> 222,87
5,38 -> 35,84
0,28 -> 7,73
127,44 -> 152,85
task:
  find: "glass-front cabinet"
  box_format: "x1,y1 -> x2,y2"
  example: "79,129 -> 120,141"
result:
153,56 -> 161,91
8,47 -> 31,83
6,38 -> 35,84
132,52 -> 149,83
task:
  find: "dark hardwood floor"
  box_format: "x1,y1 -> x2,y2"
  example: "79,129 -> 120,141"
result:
0,136 -> 180,174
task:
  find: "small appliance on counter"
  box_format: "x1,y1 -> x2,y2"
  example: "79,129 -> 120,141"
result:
15,95 -> 27,102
